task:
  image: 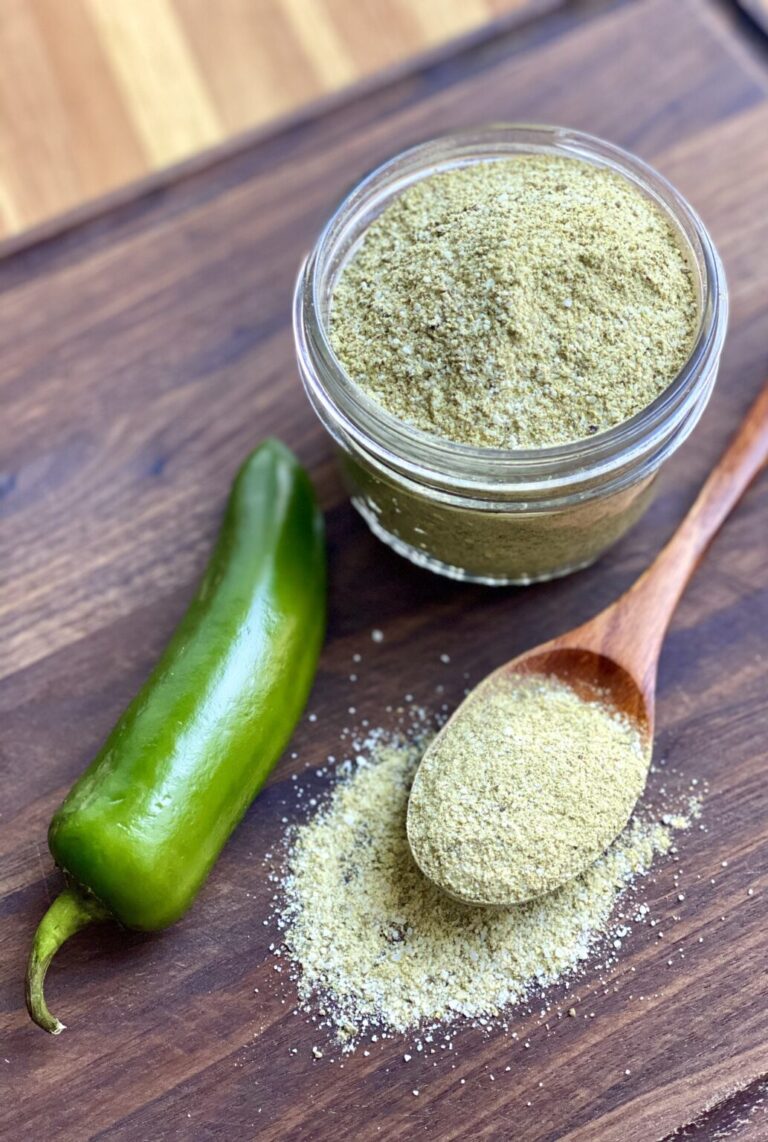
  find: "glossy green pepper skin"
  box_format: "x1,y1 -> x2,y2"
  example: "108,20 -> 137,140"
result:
25,440 -> 325,1034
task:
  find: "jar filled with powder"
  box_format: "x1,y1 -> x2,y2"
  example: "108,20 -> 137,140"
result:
294,125 -> 728,584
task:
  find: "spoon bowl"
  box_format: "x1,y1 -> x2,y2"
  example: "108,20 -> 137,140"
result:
406,646 -> 653,907
496,646 -> 653,741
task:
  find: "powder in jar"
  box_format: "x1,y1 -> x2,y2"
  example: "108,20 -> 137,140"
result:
406,673 -> 650,907
330,155 -> 698,448
277,729 -> 693,1046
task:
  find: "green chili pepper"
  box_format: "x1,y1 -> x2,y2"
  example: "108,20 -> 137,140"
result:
25,439 -> 326,1034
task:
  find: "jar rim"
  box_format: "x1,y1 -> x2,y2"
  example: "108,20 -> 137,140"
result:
296,124 -> 728,493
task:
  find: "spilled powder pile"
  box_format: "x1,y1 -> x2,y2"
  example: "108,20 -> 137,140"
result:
330,155 -> 698,448
276,728 -> 697,1048
407,674 -> 650,907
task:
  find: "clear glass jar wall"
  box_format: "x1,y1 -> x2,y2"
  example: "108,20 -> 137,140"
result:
294,126 -> 728,585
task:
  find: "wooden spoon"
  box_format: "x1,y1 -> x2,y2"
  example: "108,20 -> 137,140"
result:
407,382 -> 768,907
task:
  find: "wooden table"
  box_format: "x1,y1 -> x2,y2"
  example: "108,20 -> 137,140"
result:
1,1 -> 767,1138
0,0 -> 545,238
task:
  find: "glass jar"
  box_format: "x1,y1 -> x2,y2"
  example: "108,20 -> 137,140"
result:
293,125 -> 728,585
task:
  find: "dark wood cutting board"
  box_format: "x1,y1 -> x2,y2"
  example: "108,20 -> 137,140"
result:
1,1 -> 767,1138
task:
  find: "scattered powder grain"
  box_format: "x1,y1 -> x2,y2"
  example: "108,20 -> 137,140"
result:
407,673 -> 650,906
330,155 -> 698,448
278,729 -> 692,1048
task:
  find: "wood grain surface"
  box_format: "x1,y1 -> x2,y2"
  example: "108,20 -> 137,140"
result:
1,0 -> 767,1138
0,0 -> 550,239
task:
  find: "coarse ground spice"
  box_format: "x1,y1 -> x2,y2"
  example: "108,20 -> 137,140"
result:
330,155 -> 698,449
407,673 -> 650,906
276,725 -> 697,1049
340,448 -> 659,584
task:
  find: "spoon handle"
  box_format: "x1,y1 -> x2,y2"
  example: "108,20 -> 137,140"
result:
590,381 -> 768,697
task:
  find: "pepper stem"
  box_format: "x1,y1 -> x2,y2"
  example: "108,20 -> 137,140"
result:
25,886 -> 109,1034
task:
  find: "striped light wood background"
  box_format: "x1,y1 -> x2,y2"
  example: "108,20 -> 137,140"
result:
0,0 -> 543,239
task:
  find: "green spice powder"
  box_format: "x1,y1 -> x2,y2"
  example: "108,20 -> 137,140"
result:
279,730 -> 693,1045
331,155 -> 698,448
407,674 -> 650,907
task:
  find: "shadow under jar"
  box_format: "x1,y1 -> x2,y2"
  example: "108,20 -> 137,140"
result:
294,125 -> 728,585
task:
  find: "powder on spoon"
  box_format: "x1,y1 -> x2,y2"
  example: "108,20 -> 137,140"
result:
407,673 -> 650,906
330,155 -> 698,449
